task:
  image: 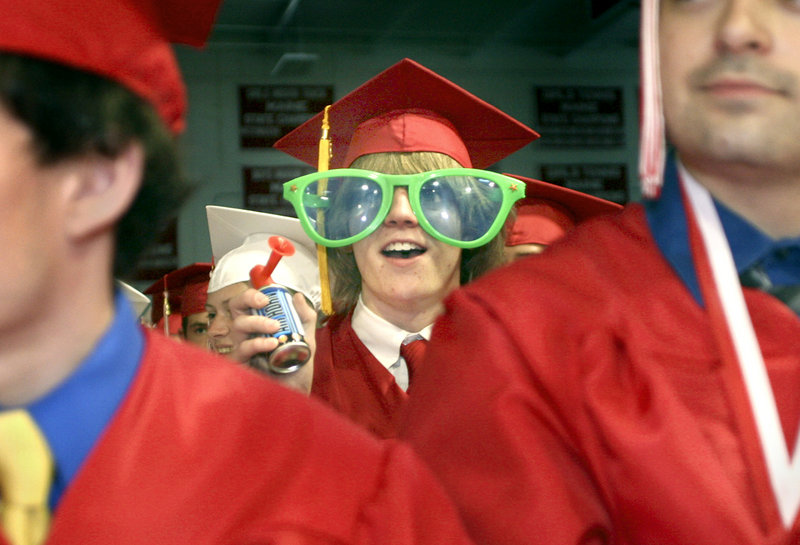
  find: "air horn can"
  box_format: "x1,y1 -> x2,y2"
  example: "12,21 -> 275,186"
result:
248,236 -> 311,374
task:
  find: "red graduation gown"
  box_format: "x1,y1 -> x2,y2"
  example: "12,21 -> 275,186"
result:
401,204 -> 800,545
312,313 -> 407,439
7,330 -> 472,545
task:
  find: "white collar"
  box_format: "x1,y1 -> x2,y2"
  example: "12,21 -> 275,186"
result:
351,296 -> 433,370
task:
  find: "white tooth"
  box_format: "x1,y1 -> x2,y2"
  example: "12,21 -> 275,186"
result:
385,241 -> 423,252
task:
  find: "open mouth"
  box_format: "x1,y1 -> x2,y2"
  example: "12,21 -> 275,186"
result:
382,241 -> 426,259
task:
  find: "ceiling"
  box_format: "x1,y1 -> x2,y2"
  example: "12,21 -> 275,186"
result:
209,0 -> 642,58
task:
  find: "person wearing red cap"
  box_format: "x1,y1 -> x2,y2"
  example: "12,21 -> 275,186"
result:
400,1 -> 800,544
145,263 -> 213,348
502,175 -> 622,262
180,271 -> 213,347
229,58 -> 538,439
0,2 -> 479,544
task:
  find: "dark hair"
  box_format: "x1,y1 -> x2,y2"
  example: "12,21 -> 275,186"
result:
328,151 -> 508,315
0,53 -> 192,277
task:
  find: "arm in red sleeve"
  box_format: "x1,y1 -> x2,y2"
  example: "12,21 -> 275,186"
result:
400,287 -> 612,545
354,440 -> 477,545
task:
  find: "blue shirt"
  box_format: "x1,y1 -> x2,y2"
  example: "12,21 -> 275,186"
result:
644,158 -> 800,307
23,291 -> 143,509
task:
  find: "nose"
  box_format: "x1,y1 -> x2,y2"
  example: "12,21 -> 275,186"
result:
384,188 -> 419,227
714,0 -> 771,55
207,312 -> 231,339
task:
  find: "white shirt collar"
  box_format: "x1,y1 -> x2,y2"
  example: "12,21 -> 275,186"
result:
351,296 -> 433,369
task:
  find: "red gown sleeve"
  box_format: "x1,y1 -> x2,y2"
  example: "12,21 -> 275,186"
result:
401,207 -> 800,544
400,288 -> 612,545
354,440 -> 477,545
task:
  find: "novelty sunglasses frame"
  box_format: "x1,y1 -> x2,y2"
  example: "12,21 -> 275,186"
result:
283,168 -> 526,249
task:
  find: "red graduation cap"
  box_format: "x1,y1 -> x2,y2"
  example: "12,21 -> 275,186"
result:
274,58 -> 540,169
504,174 -> 623,246
153,314 -> 183,336
144,262 -> 212,326
181,275 -> 211,316
0,0 -> 223,134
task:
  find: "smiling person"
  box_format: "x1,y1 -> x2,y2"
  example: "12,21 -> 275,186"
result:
0,1 -> 485,542
204,206 -> 320,393
257,58 -> 537,438
400,0 -> 800,543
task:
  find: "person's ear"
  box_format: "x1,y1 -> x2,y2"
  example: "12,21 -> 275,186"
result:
63,142 -> 144,240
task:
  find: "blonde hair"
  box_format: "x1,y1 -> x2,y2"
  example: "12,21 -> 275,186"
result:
327,151 -> 508,315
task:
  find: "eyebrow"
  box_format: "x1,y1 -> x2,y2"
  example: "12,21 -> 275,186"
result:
205,297 -> 235,314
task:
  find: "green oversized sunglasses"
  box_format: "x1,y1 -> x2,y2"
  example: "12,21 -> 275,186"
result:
283,168 -> 525,249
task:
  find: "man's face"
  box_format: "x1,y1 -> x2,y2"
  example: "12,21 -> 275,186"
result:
660,0 -> 800,173
0,105 -> 72,333
183,311 -> 210,349
352,187 -> 461,318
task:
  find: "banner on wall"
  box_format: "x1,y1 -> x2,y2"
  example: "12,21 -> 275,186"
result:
535,86 -> 624,148
239,84 -> 334,148
243,165 -> 315,215
540,163 -> 629,204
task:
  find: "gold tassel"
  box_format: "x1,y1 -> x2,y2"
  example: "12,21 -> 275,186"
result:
317,105 -> 334,316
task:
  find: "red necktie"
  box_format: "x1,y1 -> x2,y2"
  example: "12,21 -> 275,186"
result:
400,338 -> 428,385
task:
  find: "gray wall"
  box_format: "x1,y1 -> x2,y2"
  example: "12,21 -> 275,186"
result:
173,39 -> 640,267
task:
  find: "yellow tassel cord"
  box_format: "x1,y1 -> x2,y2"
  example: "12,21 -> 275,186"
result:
317,105 -> 334,316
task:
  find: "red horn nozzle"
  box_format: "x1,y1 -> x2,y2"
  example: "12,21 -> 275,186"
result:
249,236 -> 296,289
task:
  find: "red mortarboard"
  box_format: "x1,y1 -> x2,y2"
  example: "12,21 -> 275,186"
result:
0,0 -> 223,134
181,277 -> 210,315
504,174 -> 623,246
274,58 -> 539,169
144,262 -> 212,323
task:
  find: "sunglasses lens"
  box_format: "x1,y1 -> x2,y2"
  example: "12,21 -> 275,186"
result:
420,175 -> 505,243
302,176 -> 383,242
